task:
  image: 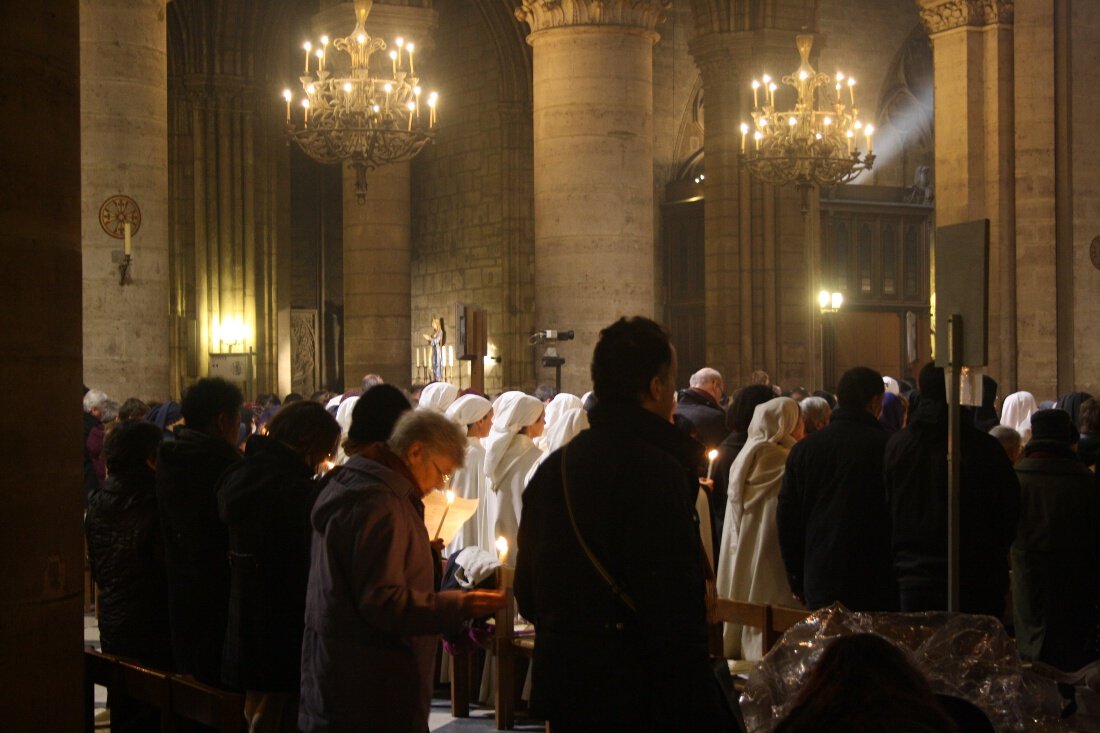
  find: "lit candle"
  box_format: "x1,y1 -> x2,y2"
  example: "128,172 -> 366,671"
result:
754,130 -> 763,150
407,42 -> 415,75
303,41 -> 312,73
769,82 -> 777,108
123,221 -> 131,256
413,86 -> 422,117
433,489 -> 455,541
706,448 -> 718,481
848,77 -> 856,106
428,92 -> 437,127
496,536 -> 509,568
407,101 -> 415,131
389,49 -> 398,77
315,48 -> 324,72
752,80 -> 760,109
282,89 -> 292,123
865,124 -> 874,154
302,98 -> 310,124
416,346 -> 421,367
740,123 -> 749,154
320,35 -> 329,69
846,129 -> 854,154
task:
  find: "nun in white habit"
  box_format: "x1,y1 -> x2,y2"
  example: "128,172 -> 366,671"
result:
419,381 -> 459,413
526,407 -> 589,486
332,395 -> 359,465
1001,391 -> 1038,444
443,394 -> 494,554
716,396 -> 804,660
535,393 -> 583,451
483,391 -> 545,565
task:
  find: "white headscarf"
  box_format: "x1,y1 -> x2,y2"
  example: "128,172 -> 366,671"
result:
484,391 -> 545,483
883,376 -> 901,396
527,407 -> 589,485
445,394 -> 492,428
419,382 -> 458,413
537,393 -> 583,450
335,396 -> 359,437
1001,391 -> 1038,443
333,395 -> 360,465
726,397 -> 801,533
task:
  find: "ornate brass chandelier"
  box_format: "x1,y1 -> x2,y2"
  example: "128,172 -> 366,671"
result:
283,0 -> 438,203
741,34 -> 874,211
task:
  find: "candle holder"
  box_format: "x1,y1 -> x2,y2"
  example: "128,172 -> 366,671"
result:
118,254 -> 133,286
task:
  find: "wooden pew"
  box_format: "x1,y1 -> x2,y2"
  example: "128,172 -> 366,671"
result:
84,647 -> 173,733
168,675 -> 243,732
84,646 -> 244,733
767,605 -> 811,652
493,567 -> 539,731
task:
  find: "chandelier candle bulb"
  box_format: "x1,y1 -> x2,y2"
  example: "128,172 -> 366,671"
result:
865,124 -> 874,154
407,43 -> 414,75
303,41 -> 312,73
769,82 -> 777,107
740,123 -> 749,153
316,48 -> 324,71
848,77 -> 856,105
752,80 -> 760,108
389,49 -> 397,77
282,89 -> 292,123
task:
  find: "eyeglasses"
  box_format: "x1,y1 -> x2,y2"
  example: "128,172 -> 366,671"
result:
429,457 -> 452,488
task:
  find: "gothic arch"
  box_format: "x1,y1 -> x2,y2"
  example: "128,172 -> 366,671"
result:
688,0 -> 819,35
872,23 -> 934,187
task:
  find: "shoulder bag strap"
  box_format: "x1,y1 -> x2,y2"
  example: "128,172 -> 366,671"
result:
559,443 -> 638,614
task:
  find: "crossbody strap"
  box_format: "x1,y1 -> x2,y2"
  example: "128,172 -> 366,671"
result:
560,443 -> 638,614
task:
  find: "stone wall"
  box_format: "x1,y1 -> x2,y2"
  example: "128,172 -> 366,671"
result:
411,0 -> 533,394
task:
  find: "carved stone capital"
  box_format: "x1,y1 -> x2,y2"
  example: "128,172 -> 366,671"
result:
918,0 -> 1014,35
515,0 -> 669,36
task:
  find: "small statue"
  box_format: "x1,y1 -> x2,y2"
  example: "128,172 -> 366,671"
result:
422,318 -> 445,381
905,165 -> 934,205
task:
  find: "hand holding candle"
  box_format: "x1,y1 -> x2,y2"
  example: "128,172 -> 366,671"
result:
706,448 -> 718,481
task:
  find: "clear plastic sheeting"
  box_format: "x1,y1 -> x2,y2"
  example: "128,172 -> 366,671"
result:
739,604 -> 1066,732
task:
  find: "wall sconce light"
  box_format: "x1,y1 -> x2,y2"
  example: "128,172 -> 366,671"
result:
213,317 -> 249,353
98,195 -> 141,286
818,290 -> 844,313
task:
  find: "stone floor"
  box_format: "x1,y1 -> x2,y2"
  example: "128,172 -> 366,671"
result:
84,613 -> 543,731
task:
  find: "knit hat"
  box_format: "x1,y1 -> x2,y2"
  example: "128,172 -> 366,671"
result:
1029,409 -> 1077,445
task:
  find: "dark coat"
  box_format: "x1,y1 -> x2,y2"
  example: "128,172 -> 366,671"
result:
515,402 -> 733,732
884,399 -> 1021,617
85,469 -> 173,670
1079,433 -> 1099,469
83,411 -> 102,501
675,388 -> 729,450
777,406 -> 897,612
217,435 -> 320,692
708,430 -> 748,560
155,426 -> 241,687
1012,446 -> 1100,670
298,448 -> 465,733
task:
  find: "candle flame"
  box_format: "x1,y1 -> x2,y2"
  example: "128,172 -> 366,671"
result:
445,489 -> 455,504
495,536 -> 509,559
708,449 -> 719,461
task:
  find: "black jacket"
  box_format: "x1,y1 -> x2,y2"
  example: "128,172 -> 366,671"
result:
1012,446 -> 1100,670
708,430 -> 748,560
777,406 -> 897,611
156,426 -> 241,687
675,388 -> 729,451
884,399 -> 1020,617
85,469 -> 173,669
515,402 -> 732,731
217,436 -> 320,691
83,411 -> 101,501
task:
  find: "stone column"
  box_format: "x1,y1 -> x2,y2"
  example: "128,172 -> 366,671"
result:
516,0 -> 666,392
342,161 -> 413,386
314,2 -> 437,389
690,30 -> 808,388
0,2 -> 83,726
919,0 -> 1017,389
80,0 -> 170,400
